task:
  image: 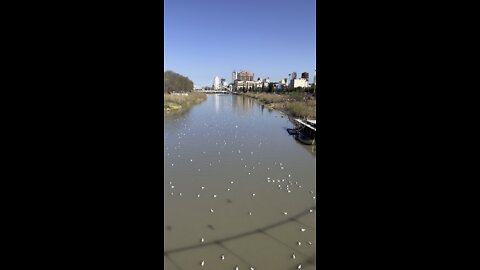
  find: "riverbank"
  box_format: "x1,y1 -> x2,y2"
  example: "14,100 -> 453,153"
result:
164,92 -> 207,112
241,92 -> 316,119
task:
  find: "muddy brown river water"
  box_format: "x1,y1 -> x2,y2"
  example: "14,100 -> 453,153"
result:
164,94 -> 316,269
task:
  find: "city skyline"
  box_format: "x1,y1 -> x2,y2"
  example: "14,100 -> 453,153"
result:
164,0 -> 316,87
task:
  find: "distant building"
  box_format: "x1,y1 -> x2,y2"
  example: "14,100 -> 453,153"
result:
213,76 -> 220,90
238,71 -> 254,81
291,72 -> 297,80
301,72 -> 309,81
232,71 -> 238,82
233,80 -> 256,91
290,78 -> 309,88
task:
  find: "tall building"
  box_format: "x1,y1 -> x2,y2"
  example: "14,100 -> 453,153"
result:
213,76 -> 220,90
291,72 -> 297,80
232,71 -> 238,82
238,71 -> 254,81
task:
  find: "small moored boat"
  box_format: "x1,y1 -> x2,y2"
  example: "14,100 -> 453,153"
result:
293,119 -> 316,145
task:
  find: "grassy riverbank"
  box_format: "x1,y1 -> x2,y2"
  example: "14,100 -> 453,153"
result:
164,92 -> 207,112
241,92 -> 316,119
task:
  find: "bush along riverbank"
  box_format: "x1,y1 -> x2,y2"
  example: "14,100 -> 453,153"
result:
241,91 -> 316,119
164,92 -> 207,112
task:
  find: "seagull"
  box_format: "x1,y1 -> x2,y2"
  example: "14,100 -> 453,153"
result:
201,186 -> 205,190
298,264 -> 302,269
249,212 -> 252,216
201,238 -> 204,243
292,253 -> 296,259
213,194 -> 217,198
235,266 -> 239,270
301,228 -> 306,232
201,260 -> 205,266
221,254 -> 225,260
297,241 -> 301,246
283,212 -> 288,215
252,193 -> 255,197
210,209 -> 214,213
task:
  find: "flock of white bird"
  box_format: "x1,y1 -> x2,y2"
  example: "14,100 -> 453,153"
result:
165,110 -> 315,269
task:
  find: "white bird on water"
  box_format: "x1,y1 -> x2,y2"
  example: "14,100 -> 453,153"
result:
292,253 -> 296,259
201,237 -> 204,243
220,254 -> 225,260
235,266 -> 239,270
210,209 -> 214,213
201,260 -> 205,266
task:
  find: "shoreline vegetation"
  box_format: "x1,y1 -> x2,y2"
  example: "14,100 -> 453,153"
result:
164,70 -> 207,113
240,91 -> 316,119
164,92 -> 207,112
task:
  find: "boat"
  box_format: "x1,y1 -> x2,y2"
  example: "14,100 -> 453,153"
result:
293,119 -> 316,145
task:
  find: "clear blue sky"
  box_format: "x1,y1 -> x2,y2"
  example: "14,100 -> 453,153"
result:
164,0 -> 316,87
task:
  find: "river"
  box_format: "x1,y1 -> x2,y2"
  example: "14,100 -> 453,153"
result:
164,94 -> 316,270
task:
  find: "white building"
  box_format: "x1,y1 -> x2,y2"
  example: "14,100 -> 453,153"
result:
213,76 -> 220,90
290,78 -> 309,88
233,80 -> 256,91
